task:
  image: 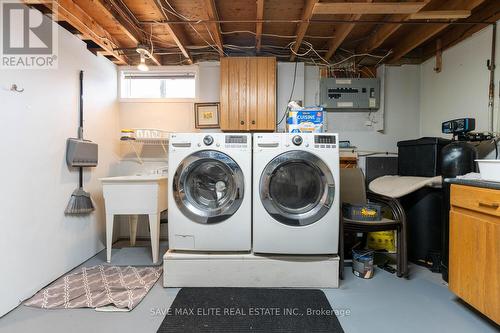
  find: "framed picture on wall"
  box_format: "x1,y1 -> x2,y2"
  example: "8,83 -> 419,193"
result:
195,103 -> 220,129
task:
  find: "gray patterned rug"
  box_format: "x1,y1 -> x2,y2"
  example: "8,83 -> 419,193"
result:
25,265 -> 162,310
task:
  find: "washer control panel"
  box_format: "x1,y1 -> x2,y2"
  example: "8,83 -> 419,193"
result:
225,135 -> 249,148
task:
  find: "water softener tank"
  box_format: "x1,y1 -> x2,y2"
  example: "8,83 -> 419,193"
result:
441,141 -> 478,177
441,140 -> 478,281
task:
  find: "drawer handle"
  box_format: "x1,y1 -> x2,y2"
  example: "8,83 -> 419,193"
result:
240,120 -> 245,125
478,201 -> 499,209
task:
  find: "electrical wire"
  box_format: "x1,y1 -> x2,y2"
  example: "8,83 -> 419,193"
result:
220,30 -> 334,39
162,0 -> 227,57
330,51 -> 390,67
276,61 -> 298,127
287,40 -> 330,65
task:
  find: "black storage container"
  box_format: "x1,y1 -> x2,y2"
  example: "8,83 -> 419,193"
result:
400,187 -> 444,267
397,137 -> 451,177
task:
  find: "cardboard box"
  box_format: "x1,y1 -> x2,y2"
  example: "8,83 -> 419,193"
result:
286,108 -> 326,133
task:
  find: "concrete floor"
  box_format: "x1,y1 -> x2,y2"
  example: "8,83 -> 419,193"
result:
0,244 -> 498,333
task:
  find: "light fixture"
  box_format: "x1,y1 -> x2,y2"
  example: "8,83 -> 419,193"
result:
136,47 -> 150,71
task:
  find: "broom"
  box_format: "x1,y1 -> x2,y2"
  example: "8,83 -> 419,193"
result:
65,70 -> 94,215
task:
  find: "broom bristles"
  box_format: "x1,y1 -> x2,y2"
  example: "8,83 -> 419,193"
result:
65,188 -> 94,215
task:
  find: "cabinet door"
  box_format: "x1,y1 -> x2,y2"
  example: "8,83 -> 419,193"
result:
248,57 -> 276,131
449,209 -> 500,323
220,57 -> 276,132
220,58 -> 248,131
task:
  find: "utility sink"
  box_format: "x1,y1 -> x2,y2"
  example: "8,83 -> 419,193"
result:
99,174 -> 167,182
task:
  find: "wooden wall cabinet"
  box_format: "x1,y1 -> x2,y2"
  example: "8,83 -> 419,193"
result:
449,184 -> 500,325
220,57 -> 276,131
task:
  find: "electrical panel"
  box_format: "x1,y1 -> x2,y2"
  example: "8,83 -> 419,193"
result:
320,78 -> 380,111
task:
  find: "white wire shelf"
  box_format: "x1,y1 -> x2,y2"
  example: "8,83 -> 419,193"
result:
120,129 -> 170,164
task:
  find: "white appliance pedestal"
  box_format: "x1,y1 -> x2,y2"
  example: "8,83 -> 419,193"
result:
163,250 -> 339,288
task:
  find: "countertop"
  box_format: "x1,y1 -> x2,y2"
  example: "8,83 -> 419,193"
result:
445,178 -> 500,190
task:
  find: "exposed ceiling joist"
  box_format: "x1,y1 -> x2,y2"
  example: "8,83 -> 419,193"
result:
24,0 -> 127,64
386,0 -> 488,64
150,0 -> 193,63
324,0 -> 373,61
95,0 -> 142,45
324,20 -> 358,61
357,0 -> 432,54
409,10 -> 471,20
256,0 -> 264,52
421,1 -> 500,61
93,0 -> 161,66
313,2 -> 427,15
203,0 -> 224,56
290,0 -> 318,61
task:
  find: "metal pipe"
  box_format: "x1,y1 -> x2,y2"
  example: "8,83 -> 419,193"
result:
139,18 -> 498,26
488,23 -> 496,132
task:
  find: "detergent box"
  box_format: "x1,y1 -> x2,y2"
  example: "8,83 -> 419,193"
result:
286,107 -> 326,133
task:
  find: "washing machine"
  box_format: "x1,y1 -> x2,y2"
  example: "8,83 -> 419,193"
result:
168,133 -> 251,251
253,133 -> 340,254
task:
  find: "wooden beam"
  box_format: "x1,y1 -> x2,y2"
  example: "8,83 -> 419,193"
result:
324,0 -> 373,61
150,0 -> 192,63
83,0 -> 162,66
203,0 -> 224,56
409,10 -> 471,20
256,0 -> 264,52
290,0 -> 318,61
357,0 -> 432,54
386,0 -> 487,64
420,1 -> 500,61
313,2 -> 427,15
93,0 -> 142,45
27,0 -> 128,64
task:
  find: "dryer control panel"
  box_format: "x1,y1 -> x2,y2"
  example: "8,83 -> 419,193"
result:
253,133 -> 339,152
283,133 -> 337,149
225,135 -> 249,149
313,134 -> 336,149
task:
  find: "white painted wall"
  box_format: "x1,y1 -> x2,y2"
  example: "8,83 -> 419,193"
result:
277,62 -> 305,132
119,61 -> 419,154
119,62 -> 220,132
304,64 -> 421,152
420,23 -> 500,137
0,17 -> 120,316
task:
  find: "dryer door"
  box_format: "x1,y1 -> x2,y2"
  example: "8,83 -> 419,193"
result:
173,150 -> 245,224
260,150 -> 335,226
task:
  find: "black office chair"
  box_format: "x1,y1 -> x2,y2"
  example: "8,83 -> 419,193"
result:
339,168 -> 408,279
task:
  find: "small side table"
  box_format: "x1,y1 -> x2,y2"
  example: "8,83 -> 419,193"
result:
100,175 -> 168,263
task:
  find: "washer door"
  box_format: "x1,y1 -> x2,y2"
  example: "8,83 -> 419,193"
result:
173,150 -> 244,224
260,151 -> 335,226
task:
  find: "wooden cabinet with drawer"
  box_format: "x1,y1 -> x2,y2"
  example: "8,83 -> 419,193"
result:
449,184 -> 500,324
220,57 -> 276,132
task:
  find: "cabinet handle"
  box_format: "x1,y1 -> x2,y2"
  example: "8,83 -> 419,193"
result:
240,120 -> 245,125
252,120 -> 256,125
478,201 -> 499,209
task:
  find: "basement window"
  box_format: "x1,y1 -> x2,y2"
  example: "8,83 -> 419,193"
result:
120,71 -> 196,100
